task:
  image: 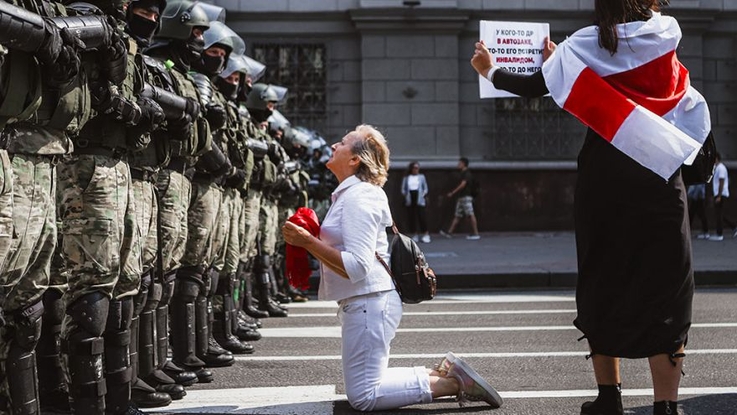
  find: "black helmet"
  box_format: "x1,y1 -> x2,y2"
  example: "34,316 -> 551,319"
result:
156,0 -> 209,41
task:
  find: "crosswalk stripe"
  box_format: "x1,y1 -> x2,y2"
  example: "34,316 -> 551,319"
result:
256,322 -> 737,338
145,385 -> 737,414
288,309 -> 578,317
232,349 -> 737,362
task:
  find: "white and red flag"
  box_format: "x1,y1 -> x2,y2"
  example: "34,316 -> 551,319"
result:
541,12 -> 710,180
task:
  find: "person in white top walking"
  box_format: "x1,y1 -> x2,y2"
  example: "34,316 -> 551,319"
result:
281,124 -> 501,412
710,152 -> 736,241
401,162 -> 431,243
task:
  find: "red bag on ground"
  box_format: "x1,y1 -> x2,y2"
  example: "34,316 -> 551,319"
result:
286,207 -> 320,290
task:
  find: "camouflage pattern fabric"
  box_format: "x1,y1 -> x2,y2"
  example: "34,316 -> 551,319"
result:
241,189 -> 262,260
209,187 -> 228,273
180,181 -> 220,269
156,169 -> 190,273
223,191 -> 242,275
131,179 -> 158,274
0,154 -> 56,411
57,155 -> 130,306
0,155 -> 56,312
258,197 -> 278,256
0,151 -> 13,277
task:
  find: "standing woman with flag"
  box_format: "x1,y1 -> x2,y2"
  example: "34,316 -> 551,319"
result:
471,1 -> 711,414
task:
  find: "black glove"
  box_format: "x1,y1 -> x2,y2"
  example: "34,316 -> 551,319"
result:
100,20 -> 128,86
225,168 -> 247,189
137,97 -> 166,132
126,97 -> 165,149
204,103 -> 227,131
38,24 -> 85,88
184,97 -> 201,121
91,83 -> 142,124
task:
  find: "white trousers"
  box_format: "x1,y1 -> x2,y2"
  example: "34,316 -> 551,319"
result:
338,289 -> 433,411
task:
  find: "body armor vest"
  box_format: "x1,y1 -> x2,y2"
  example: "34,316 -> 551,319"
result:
76,36 -> 141,152
2,0 -> 87,155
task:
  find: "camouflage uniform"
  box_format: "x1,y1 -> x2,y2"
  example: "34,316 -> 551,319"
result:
57,25 -> 156,412
0,0 -> 90,412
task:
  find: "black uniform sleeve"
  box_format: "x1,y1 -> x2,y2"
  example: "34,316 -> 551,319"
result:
492,69 -> 548,98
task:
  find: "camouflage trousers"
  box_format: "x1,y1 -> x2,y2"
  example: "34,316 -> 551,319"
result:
0,154 -> 56,311
57,154 -> 139,305
0,154 -> 56,413
241,190 -> 262,260
258,197 -> 278,257
156,169 -> 190,273
180,180 -> 220,269
0,151 -> 12,277
210,186 -> 229,273
219,188 -> 240,276
132,179 -> 158,273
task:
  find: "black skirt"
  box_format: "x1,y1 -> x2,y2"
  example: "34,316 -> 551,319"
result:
573,129 -> 694,358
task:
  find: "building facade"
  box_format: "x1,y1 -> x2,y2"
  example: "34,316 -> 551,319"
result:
216,0 -> 737,230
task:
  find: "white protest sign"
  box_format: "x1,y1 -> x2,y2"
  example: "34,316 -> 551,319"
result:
479,21 -> 550,98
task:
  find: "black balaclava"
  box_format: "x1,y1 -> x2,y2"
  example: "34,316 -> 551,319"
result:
249,108 -> 273,124
215,77 -> 238,100
126,0 -> 161,46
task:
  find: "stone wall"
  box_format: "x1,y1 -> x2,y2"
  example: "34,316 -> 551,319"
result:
215,0 -> 737,230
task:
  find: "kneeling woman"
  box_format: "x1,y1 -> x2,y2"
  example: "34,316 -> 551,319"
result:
282,124 -> 501,412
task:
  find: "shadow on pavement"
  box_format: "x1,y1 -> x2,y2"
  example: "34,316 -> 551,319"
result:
628,393 -> 737,414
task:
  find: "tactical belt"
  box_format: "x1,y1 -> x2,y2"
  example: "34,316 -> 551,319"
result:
165,158 -> 188,173
130,168 -> 157,183
191,171 -> 218,185
74,146 -> 125,159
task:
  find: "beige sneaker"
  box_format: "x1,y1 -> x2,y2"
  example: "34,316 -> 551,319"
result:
434,352 -> 502,408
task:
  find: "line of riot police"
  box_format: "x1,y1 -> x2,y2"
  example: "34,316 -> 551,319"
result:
0,0 -> 317,414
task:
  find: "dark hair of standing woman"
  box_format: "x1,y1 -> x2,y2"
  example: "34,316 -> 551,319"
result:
405,161 -> 420,176
595,0 -> 667,54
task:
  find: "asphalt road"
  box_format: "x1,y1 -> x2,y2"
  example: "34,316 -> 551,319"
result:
146,288 -> 737,415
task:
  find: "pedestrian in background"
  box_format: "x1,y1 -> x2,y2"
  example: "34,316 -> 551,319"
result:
440,157 -> 480,240
471,1 -> 711,414
282,124 -> 501,412
710,152 -> 736,241
687,184 -> 709,239
401,161 -> 431,243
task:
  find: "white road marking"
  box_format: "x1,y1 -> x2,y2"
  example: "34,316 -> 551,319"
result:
145,385 -> 737,413
285,292 -> 577,309
232,349 -> 737,362
288,309 -> 578,317
145,385 -> 340,414
257,323 -> 737,338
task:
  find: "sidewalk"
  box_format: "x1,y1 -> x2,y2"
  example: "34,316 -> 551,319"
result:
418,231 -> 737,289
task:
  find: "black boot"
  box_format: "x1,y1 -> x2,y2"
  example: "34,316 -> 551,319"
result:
240,261 -> 268,319
653,401 -> 679,415
170,270 -> 212,376
155,274 -> 199,387
129,378 -> 172,408
66,293 -> 109,414
37,290 -> 71,413
4,301 -> 44,415
213,274 -> 255,354
254,255 -> 288,317
580,384 -> 624,415
103,298 -> 135,415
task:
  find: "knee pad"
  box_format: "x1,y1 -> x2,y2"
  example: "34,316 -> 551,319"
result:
133,271 -> 153,317
67,292 -> 110,337
9,300 -> 44,350
174,279 -> 200,303
143,281 -> 163,313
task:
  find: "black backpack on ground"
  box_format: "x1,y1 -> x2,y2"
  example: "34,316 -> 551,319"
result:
375,224 -> 437,304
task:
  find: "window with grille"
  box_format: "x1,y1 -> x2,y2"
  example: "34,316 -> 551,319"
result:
251,43 -> 327,133
485,97 -> 585,160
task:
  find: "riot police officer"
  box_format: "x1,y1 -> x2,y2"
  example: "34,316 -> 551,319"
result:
244,83 -> 289,318
144,0 -> 215,384
0,0 -> 100,413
